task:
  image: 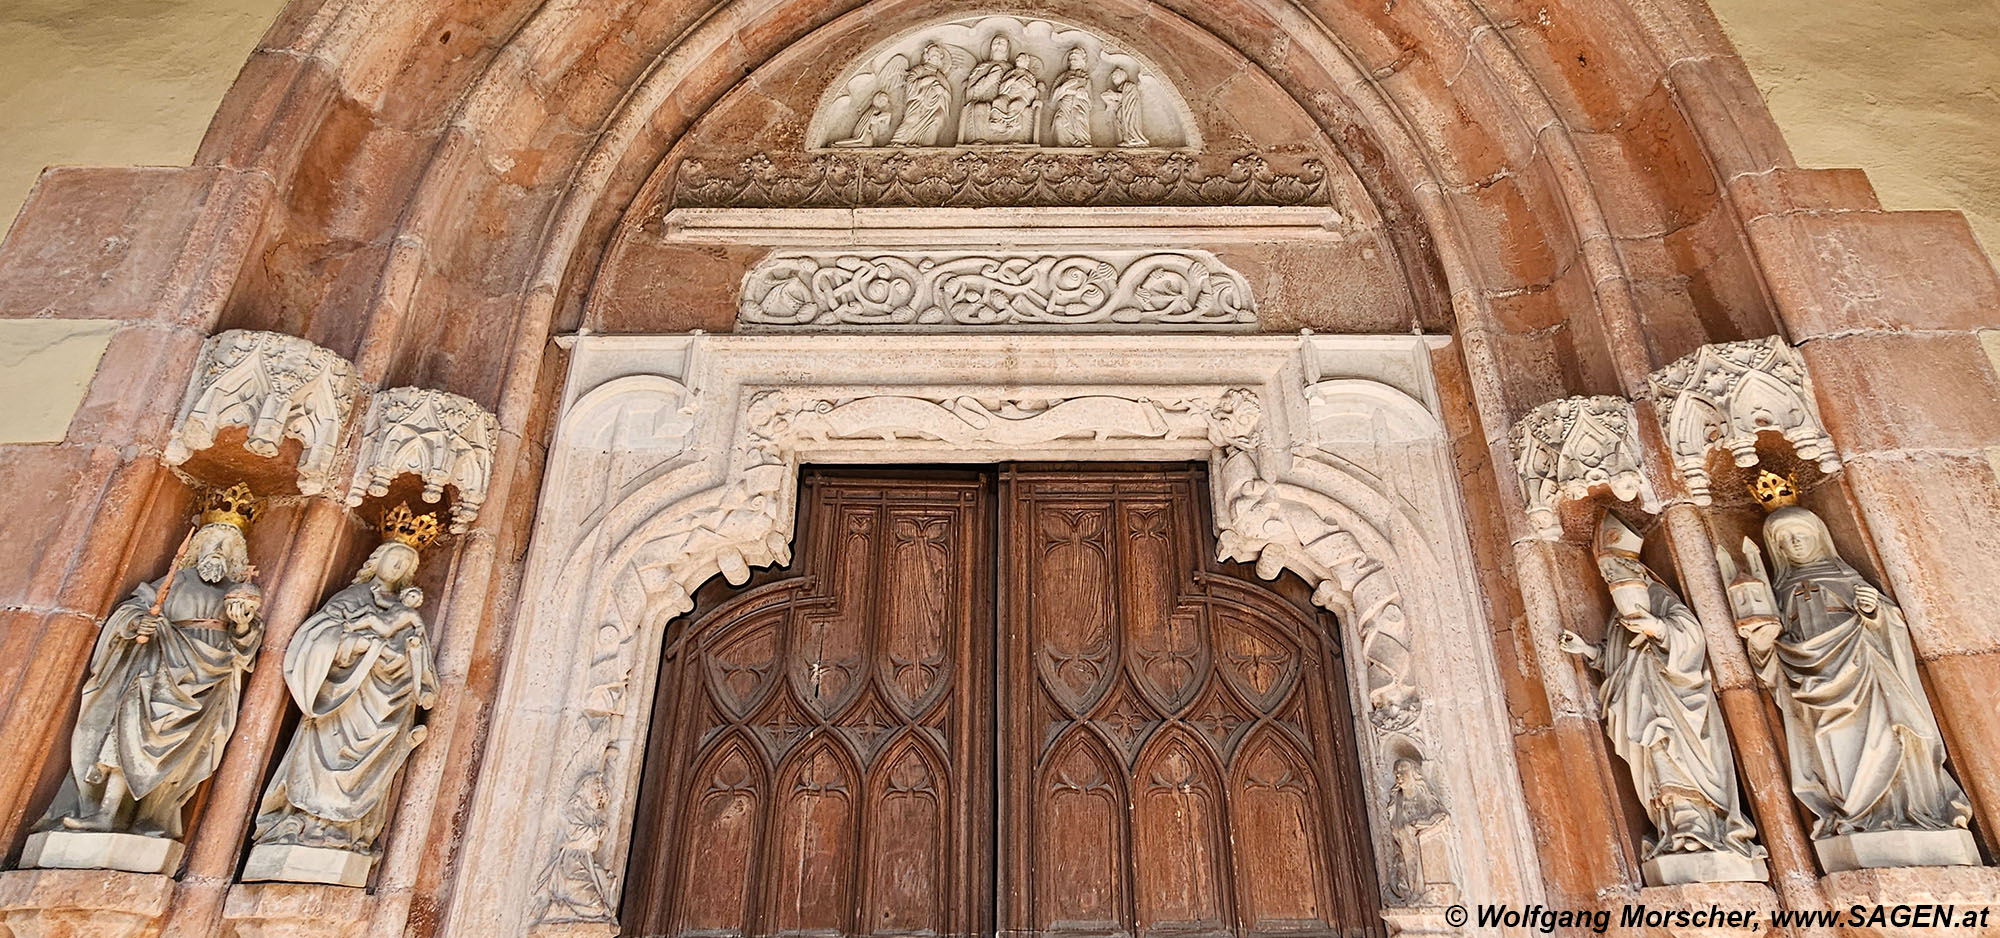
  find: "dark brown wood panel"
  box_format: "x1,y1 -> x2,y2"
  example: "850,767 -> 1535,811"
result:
627,466 -> 1380,938
1000,467 -> 1381,938
624,473 -> 993,938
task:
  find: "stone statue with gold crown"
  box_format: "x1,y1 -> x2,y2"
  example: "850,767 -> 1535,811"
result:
245,503 -> 442,887
1719,470 -> 1976,871
1560,513 -> 1766,885
24,484 -> 265,874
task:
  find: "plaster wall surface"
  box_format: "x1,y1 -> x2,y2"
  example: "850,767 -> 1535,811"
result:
1711,0 -> 2000,253
0,0 -> 282,231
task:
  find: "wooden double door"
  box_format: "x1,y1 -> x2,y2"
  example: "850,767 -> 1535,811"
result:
623,466 -> 1382,938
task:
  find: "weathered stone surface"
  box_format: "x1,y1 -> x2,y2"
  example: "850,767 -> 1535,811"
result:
1824,864 -> 2000,938
220,882 -> 370,938
0,868 -> 172,938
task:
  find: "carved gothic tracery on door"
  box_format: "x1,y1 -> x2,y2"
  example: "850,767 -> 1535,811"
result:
623,467 -> 1380,938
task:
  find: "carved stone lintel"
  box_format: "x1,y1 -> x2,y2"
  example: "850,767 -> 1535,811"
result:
738,249 -> 1257,331
162,330 -> 359,495
669,151 -> 1334,210
1646,337 -> 1839,504
1510,395 -> 1650,539
344,388 -> 499,532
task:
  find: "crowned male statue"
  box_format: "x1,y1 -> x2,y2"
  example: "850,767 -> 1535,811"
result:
24,484 -> 265,873
1560,513 -> 1766,885
244,502 -> 441,886
1719,471 -> 1976,872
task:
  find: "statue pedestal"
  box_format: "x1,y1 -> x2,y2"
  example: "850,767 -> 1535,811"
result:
1642,850 -> 1769,886
1816,829 -> 1981,872
18,831 -> 185,874
241,844 -> 374,887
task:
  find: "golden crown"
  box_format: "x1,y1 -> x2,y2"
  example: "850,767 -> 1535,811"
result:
1749,469 -> 1800,512
198,483 -> 260,532
380,502 -> 442,550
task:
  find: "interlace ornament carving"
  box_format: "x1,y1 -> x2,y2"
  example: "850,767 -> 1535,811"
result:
345,387 -> 500,533
163,330 -> 359,494
668,151 -> 1334,210
738,249 -> 1257,331
1647,336 -> 1840,505
1509,395 -> 1650,539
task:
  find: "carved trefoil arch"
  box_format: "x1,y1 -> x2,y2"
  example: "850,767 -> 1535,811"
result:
449,334 -> 1542,937
807,15 -> 1199,151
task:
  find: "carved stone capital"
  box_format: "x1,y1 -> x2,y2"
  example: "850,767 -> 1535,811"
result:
162,330 -> 359,495
1509,395 -> 1651,539
738,249 -> 1257,331
1646,337 -> 1839,505
344,387 -> 499,533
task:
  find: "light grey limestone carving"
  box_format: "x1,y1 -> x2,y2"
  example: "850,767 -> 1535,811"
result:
25,486 -> 264,872
1561,514 -> 1766,885
1720,491 -> 1976,871
738,249 -> 1257,331
1385,753 -> 1452,905
806,15 -> 1194,150
163,330 -> 359,495
345,387 -> 499,533
1510,395 -> 1651,540
245,505 -> 441,886
1647,337 -> 1839,504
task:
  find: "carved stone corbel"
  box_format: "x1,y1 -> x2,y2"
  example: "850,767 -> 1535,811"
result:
1509,395 -> 1651,539
344,388 -> 499,533
162,330 -> 359,494
1646,337 -> 1839,504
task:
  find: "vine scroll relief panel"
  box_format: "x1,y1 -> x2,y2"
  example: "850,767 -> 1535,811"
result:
446,335 -> 1543,938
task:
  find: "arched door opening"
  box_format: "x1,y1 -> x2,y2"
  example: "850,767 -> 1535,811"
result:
622,465 -> 1383,938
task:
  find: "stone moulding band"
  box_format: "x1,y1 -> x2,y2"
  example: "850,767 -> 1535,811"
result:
446,334 -> 1542,936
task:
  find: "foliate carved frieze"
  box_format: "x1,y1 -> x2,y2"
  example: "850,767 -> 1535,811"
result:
163,330 -> 359,494
807,15 -> 1194,150
1509,395 -> 1650,539
344,388 -> 499,533
667,151 -> 1335,210
1647,337 -> 1839,504
738,249 -> 1257,331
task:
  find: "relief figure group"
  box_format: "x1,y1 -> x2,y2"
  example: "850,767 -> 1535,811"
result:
834,34 -> 1153,149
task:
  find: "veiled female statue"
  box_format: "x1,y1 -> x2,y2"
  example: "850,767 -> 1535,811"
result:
888,42 -> 954,147
1727,480 -> 1970,842
33,485 -> 263,853
1560,514 -> 1764,883
1049,48 -> 1094,146
247,505 -> 440,882
1101,68 -> 1149,147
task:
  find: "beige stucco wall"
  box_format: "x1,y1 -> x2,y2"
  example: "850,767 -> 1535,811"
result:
0,0 -> 282,231
1711,0 -> 2000,254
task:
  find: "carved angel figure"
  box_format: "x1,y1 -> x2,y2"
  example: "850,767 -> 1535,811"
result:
888,42 -> 957,146
37,516 -> 263,841
1049,48 -> 1094,146
1101,68 -> 1149,147
1560,515 -> 1762,865
832,91 -> 894,147
252,539 -> 438,855
1729,505 -> 1970,838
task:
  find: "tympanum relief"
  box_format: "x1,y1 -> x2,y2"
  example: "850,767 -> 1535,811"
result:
244,504 -> 442,887
1559,514 -> 1766,886
808,16 -> 1194,151
737,249 -> 1257,331
1719,472 -> 1977,872
22,485 -> 266,875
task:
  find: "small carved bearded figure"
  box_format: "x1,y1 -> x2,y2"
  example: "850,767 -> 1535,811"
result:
38,486 -> 264,841
251,505 -> 440,864
1561,514 -> 1763,875
1728,485 -> 1970,840
1048,47 -> 1094,146
1385,757 -> 1448,904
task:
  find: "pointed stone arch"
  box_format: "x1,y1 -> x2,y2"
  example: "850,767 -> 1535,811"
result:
452,333 -> 1541,936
